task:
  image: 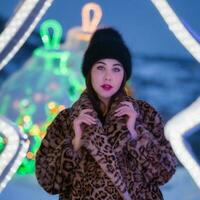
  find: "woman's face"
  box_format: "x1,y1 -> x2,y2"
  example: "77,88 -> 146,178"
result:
91,58 -> 124,104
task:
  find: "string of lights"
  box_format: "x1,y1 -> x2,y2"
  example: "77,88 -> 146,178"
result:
0,0 -> 53,70
165,97 -> 200,189
0,116 -> 29,192
151,0 -> 200,63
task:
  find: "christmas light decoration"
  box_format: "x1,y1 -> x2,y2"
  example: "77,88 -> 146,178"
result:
151,0 -> 200,63
0,116 -> 29,192
0,19 -> 85,174
82,2 -> 102,33
165,97 -> 200,189
63,2 -> 103,46
0,0 -> 53,70
151,0 -> 200,189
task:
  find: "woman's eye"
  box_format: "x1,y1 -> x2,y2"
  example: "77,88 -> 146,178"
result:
113,68 -> 120,72
97,66 -> 104,70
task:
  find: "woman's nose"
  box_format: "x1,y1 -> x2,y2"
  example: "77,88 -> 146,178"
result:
104,71 -> 111,81
105,76 -> 111,80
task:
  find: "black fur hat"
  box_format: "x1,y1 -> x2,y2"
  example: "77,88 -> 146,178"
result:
81,27 -> 132,80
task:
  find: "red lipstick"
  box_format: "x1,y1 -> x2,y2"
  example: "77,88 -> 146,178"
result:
101,84 -> 113,91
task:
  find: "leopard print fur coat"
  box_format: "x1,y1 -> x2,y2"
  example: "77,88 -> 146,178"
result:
36,90 -> 177,200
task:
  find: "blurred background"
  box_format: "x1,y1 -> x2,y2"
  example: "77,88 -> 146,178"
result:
0,0 -> 200,199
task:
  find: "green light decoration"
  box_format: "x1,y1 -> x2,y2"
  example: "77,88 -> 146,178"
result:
34,19 -> 83,102
0,134 -> 5,153
0,19 -> 86,174
40,19 -> 62,49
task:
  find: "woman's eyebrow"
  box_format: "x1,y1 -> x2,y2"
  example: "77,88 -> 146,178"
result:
95,61 -> 122,67
95,61 -> 106,65
113,63 -> 122,67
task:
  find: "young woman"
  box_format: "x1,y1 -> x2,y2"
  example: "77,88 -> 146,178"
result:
36,28 -> 177,200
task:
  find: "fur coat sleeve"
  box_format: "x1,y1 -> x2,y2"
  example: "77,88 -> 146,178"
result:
35,109 -> 81,194
126,100 -> 177,185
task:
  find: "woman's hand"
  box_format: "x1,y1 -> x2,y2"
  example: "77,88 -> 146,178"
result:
72,109 -> 96,151
114,101 -> 138,138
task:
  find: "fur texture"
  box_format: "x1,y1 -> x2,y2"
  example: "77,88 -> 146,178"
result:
36,90 -> 177,200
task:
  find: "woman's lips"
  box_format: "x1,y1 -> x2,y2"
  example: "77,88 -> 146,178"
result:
101,84 -> 113,91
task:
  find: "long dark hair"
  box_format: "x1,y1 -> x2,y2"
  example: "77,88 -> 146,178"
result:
85,70 -> 127,123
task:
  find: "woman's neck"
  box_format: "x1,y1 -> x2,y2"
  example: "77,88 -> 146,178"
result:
100,103 -> 107,115
97,95 -> 111,116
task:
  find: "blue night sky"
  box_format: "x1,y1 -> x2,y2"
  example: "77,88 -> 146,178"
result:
1,0 -> 200,59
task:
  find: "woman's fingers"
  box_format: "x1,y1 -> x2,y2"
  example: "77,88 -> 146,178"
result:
114,105 -> 137,117
76,109 -> 96,125
114,109 -> 128,116
80,118 -> 96,125
115,106 -> 131,113
80,108 -> 93,115
81,114 -> 96,122
115,106 -> 129,113
120,101 -> 133,108
73,109 -> 96,139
